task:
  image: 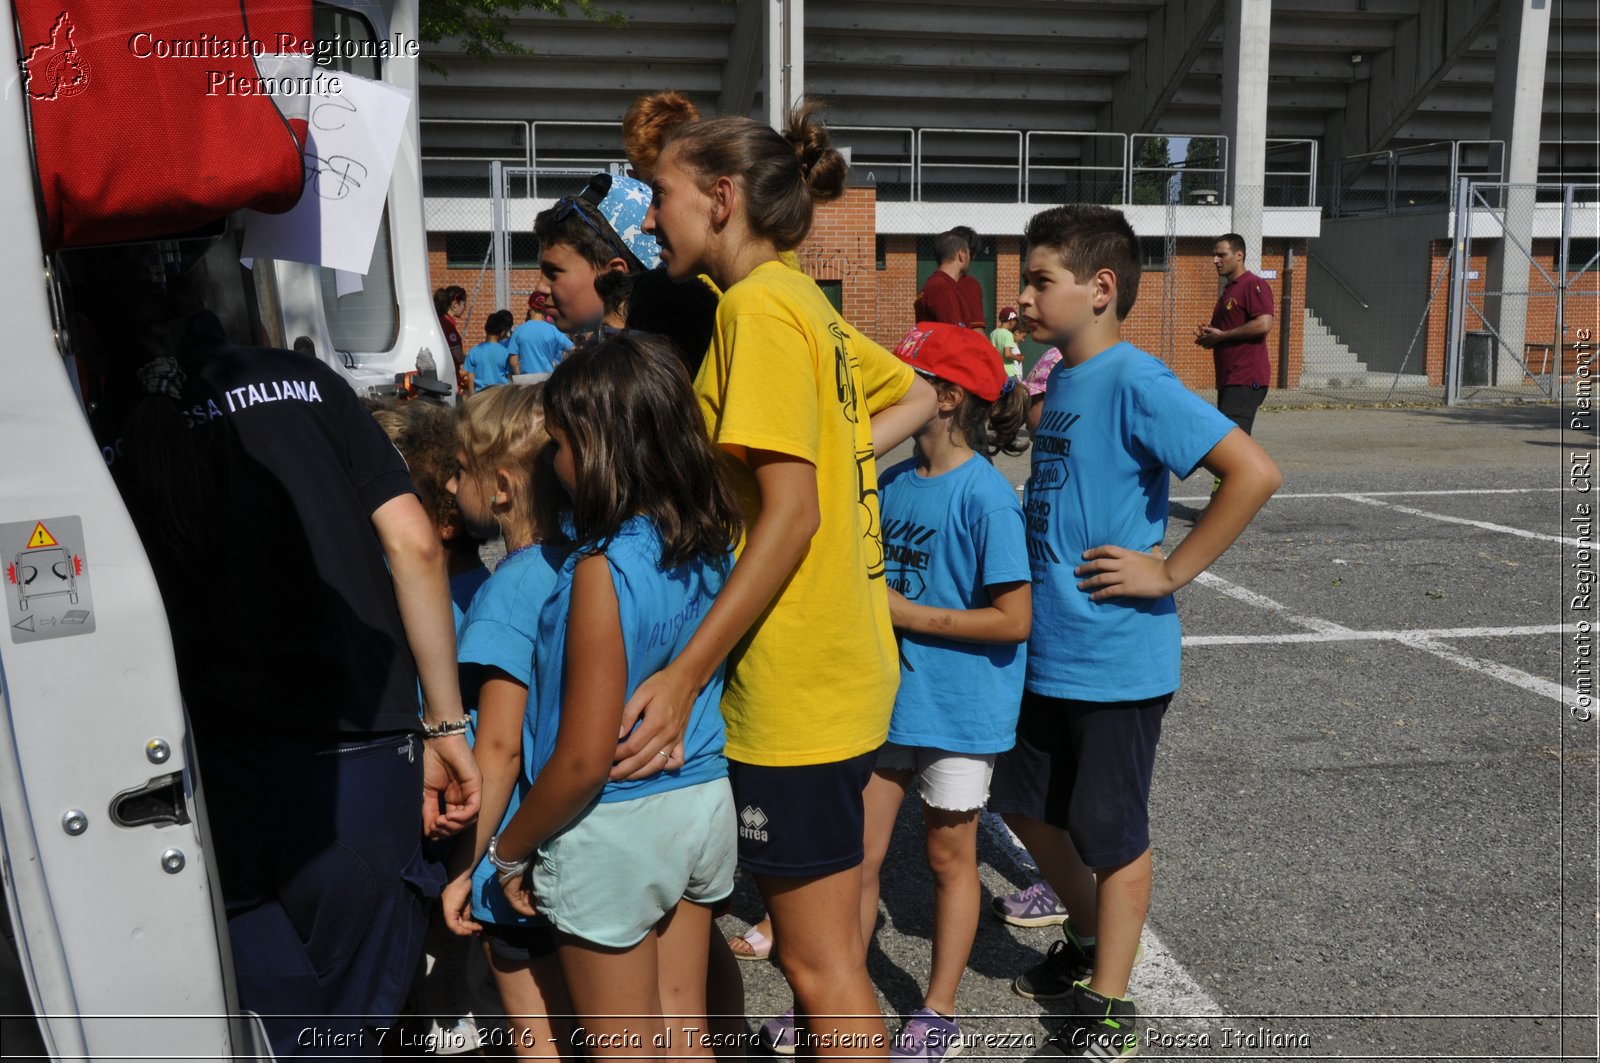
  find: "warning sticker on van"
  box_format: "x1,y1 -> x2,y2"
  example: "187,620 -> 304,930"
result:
3,516 -> 94,643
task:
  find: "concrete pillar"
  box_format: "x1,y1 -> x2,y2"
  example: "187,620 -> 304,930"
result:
766,0 -> 804,130
1485,0 -> 1551,384
1221,0 -> 1271,261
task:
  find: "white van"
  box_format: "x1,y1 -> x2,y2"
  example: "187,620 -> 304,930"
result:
0,2 -> 448,1058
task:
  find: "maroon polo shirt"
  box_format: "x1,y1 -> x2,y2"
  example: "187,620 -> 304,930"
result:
1210,270 -> 1274,389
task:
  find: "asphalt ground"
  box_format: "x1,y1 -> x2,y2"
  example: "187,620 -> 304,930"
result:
717,403 -> 1598,1062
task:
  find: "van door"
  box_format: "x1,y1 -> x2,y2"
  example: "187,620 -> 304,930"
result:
0,22 -> 248,1062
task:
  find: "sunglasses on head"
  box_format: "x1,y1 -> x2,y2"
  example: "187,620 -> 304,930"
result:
550,195 -> 636,270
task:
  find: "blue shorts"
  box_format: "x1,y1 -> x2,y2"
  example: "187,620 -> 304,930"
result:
530,779 -> 736,948
728,749 -> 877,878
988,691 -> 1170,869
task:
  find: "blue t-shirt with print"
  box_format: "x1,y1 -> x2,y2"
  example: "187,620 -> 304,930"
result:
880,453 -> 1030,753
464,340 -> 515,389
1024,342 -> 1235,701
528,517 -> 730,805
457,544 -> 565,927
507,320 -> 574,375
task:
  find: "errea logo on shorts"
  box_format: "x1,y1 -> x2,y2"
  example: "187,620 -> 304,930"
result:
739,805 -> 769,843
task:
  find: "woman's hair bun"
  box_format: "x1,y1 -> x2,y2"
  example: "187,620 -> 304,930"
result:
785,99 -> 848,203
623,90 -> 701,182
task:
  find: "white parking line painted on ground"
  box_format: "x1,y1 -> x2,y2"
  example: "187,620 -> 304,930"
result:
979,814 -> 1225,1018
1168,487 -> 1564,503
1190,572 -> 1355,635
1184,623 -> 1563,646
1393,633 -> 1577,703
1339,493 -> 1581,546
1191,574 -> 1577,704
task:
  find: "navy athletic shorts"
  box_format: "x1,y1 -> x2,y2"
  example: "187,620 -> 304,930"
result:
988,691 -> 1171,869
728,749 -> 877,878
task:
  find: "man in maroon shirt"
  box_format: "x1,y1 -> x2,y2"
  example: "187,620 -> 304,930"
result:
1194,233 -> 1274,434
915,227 -> 987,332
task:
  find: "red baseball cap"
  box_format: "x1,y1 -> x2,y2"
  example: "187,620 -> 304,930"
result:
999,306 -> 1019,322
893,322 -> 1009,402
527,291 -> 549,313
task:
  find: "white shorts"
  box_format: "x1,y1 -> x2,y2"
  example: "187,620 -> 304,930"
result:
876,743 -> 996,812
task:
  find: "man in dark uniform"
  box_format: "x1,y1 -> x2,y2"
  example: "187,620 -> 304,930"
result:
1194,233 -> 1274,435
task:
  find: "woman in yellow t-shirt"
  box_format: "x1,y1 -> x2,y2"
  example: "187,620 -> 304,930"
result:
613,101 -> 935,1057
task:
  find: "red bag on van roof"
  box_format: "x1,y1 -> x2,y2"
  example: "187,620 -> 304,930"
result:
19,0 -> 311,250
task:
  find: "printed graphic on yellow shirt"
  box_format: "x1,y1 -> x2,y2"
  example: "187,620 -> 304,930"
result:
832,322 -> 860,424
856,442 -> 885,579
831,321 -> 885,579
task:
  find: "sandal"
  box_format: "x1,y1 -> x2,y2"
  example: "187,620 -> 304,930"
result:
727,924 -> 772,962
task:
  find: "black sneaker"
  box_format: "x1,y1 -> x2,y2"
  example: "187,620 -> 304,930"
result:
1012,926 -> 1095,1001
1032,982 -> 1137,1060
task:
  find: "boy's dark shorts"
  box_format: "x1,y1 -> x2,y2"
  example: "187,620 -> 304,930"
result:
728,749 -> 877,878
988,691 -> 1171,869
480,919 -> 558,965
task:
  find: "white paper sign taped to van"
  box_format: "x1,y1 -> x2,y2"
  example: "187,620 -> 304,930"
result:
3,516 -> 95,643
241,73 -> 412,275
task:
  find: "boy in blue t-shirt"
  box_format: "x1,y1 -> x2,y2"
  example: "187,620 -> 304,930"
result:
506,313 -> 573,376
462,310 -> 518,392
992,205 -> 1281,1060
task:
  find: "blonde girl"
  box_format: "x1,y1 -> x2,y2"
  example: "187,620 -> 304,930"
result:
442,383 -> 572,1058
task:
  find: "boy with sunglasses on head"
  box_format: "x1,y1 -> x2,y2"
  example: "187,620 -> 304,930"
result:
531,174 -> 659,342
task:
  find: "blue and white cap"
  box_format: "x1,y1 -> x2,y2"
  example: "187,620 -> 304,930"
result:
595,174 -> 660,270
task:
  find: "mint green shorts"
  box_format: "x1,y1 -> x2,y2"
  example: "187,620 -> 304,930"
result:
530,778 -> 736,949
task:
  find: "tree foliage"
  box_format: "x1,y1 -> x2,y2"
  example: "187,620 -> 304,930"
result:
1180,137 -> 1223,201
1130,136 -> 1170,205
418,0 -> 621,66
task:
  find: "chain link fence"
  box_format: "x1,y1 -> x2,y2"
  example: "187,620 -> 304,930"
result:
1444,180 -> 1598,406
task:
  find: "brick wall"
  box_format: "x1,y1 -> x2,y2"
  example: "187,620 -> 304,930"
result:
870,233 -> 1307,391
795,185 -> 880,335
425,237 -> 545,343
1117,241 -> 1307,390
428,198 -> 1313,392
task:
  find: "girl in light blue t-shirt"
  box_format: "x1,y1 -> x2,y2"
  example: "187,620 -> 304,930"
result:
439,383 -> 572,1057
492,333 -> 744,1054
869,322 -> 1034,1057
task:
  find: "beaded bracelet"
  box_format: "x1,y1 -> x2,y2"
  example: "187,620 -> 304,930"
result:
421,717 -> 471,739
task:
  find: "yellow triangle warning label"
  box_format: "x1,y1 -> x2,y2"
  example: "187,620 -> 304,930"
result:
26,522 -> 58,548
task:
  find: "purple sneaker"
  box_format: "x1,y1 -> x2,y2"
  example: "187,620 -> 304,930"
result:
991,881 -> 1068,927
761,1008 -> 797,1056
891,1008 -> 964,1061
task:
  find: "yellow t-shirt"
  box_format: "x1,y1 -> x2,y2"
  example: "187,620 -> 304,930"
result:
695,260 -> 914,766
